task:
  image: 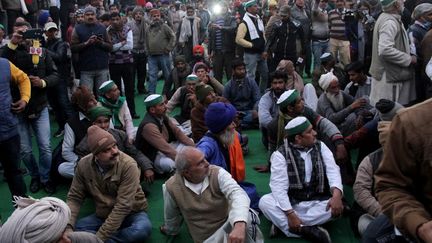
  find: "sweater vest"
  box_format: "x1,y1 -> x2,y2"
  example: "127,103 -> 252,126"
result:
165,166 -> 229,243
74,23 -> 109,71
135,113 -> 176,161
0,58 -> 19,141
66,114 -> 92,147
242,19 -> 265,53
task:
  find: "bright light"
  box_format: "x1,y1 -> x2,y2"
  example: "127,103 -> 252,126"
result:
212,4 -> 222,15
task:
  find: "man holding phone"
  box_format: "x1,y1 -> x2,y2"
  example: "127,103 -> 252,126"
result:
71,5 -> 113,94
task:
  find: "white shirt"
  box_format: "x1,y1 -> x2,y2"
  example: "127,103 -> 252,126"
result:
269,141 -> 343,211
162,167 -> 250,235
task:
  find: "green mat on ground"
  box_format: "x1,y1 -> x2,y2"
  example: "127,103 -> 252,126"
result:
0,79 -> 359,242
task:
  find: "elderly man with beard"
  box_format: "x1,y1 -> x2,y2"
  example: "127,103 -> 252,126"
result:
163,55 -> 192,99
145,9 -> 176,94
161,146 -> 263,243
259,117 -> 343,242
65,125 -> 152,242
177,5 -> 202,62
196,102 -> 246,182
316,72 -> 369,136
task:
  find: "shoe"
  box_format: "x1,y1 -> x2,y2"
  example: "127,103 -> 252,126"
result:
269,223 -> 282,238
53,129 -> 64,138
30,178 -> 41,193
300,226 -> 332,243
42,180 -> 56,194
132,114 -> 140,119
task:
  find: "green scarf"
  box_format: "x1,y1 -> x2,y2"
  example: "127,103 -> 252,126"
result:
276,110 -> 293,147
99,96 -> 126,128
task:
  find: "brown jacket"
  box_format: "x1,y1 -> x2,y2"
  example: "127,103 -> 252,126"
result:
375,99 -> 432,241
67,151 -> 147,241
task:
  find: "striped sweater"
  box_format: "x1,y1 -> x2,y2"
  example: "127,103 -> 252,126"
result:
328,9 -> 347,40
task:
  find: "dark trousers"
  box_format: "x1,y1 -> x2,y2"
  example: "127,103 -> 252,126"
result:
0,134 -> 27,198
110,63 -> 137,116
133,52 -> 147,93
47,76 -> 75,130
212,51 -> 234,82
362,214 -> 411,243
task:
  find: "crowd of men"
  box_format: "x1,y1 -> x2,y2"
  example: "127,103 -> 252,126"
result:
0,0 -> 432,242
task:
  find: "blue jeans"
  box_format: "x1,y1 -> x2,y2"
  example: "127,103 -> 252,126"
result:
18,107 -> 52,183
147,54 -> 171,94
80,69 -> 110,94
243,52 -> 268,94
312,40 -> 329,71
75,211 -> 152,243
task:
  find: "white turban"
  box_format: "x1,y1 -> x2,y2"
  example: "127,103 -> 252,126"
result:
0,197 -> 71,243
318,72 -> 338,91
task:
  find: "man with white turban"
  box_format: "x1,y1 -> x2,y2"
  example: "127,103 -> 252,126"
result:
0,197 -> 102,243
316,72 -> 370,136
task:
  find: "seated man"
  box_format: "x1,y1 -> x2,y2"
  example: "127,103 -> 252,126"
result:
195,62 -> 224,95
166,74 -> 198,136
191,84 -> 218,142
352,100 -> 404,236
59,86 -> 98,179
160,146 -> 263,243
70,106 -> 155,183
317,72 -> 369,136
135,94 -> 194,174
98,80 -> 136,143
223,59 -> 261,129
312,53 -> 348,97
266,90 -> 348,172
373,99 -> 432,243
0,196 -> 102,242
344,61 -> 372,99
163,55 -> 192,99
66,125 -> 152,242
259,116 -> 343,242
196,102 -> 245,182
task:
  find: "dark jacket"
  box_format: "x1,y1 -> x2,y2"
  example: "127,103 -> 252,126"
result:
0,44 -> 59,117
45,37 -> 71,78
265,19 -> 304,61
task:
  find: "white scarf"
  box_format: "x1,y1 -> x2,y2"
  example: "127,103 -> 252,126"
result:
243,12 -> 264,40
179,15 -> 199,46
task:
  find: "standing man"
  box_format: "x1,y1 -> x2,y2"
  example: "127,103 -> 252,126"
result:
208,3 -> 237,82
145,8 -> 176,95
130,6 -> 148,94
0,57 -> 30,198
1,23 -> 59,194
64,125 -> 152,242
369,0 -> 416,106
71,6 -> 112,94
328,0 -> 351,67
161,146 -> 263,243
107,12 -> 139,119
291,0 -> 312,77
236,0 -> 269,93
259,116 -> 343,242
177,5 -> 202,62
265,5 -> 305,73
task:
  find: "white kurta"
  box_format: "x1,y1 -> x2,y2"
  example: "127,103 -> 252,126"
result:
259,141 -> 343,237
163,167 -> 263,242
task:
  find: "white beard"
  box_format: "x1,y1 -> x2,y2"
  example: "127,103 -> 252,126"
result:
326,91 -> 345,111
218,129 -> 235,147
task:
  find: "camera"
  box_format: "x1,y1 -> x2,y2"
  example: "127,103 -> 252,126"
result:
22,29 -> 44,40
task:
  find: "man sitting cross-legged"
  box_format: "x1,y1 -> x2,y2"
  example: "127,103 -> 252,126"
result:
259,116 -> 344,242
160,146 -> 263,243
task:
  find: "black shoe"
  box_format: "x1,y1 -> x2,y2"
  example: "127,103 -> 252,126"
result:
53,129 -> 64,138
30,178 -> 41,193
132,114 -> 140,119
300,226 -> 332,243
42,180 -> 56,194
